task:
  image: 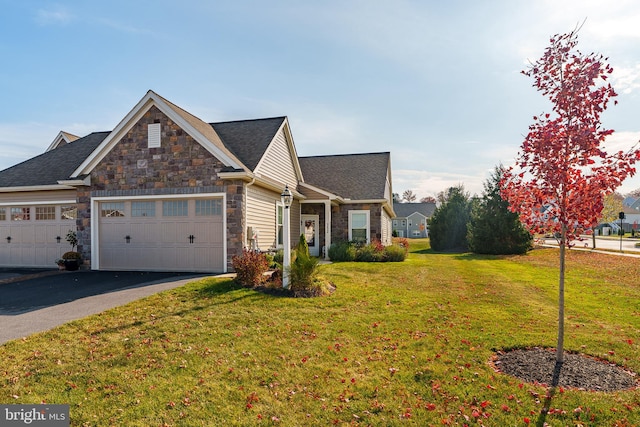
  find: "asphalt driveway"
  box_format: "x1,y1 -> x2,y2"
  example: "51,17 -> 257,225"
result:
0,270 -> 213,345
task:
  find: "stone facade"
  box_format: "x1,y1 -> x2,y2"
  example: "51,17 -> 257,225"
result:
75,106 -> 245,271
331,203 -> 383,243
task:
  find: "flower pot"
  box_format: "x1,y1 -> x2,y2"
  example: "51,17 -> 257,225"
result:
63,259 -> 80,271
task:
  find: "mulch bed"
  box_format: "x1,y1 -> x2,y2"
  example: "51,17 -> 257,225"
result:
491,347 -> 638,392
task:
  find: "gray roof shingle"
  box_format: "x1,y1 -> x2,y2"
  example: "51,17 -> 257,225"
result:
393,202 -> 436,218
299,152 -> 390,200
211,117 -> 286,171
0,132 -> 109,187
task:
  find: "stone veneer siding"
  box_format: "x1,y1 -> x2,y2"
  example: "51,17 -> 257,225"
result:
75,106 -> 245,271
331,203 -> 383,243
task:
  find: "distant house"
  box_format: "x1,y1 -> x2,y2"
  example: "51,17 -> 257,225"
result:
0,90 -> 395,271
392,202 -> 435,238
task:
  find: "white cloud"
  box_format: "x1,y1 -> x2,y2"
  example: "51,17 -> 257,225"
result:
35,6 -> 73,26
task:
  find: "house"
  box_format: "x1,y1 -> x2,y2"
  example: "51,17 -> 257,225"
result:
392,202 -> 435,238
0,90 -> 394,272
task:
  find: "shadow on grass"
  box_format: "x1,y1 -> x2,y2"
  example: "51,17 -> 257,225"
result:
537,361 -> 563,427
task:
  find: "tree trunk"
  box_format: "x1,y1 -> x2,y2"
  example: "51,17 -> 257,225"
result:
592,230 -> 596,249
556,226 -> 567,364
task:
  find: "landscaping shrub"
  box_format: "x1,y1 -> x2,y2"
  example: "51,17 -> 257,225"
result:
383,244 -> 406,262
289,235 -> 319,289
231,249 -> 269,287
329,240 -> 406,262
328,241 -> 356,261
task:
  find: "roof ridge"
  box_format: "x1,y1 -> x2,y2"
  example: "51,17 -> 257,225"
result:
299,152 -> 389,159
210,116 -> 287,126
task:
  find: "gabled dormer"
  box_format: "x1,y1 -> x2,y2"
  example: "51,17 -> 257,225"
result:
45,131 -> 80,152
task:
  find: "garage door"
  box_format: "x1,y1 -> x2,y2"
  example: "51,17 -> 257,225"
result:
98,197 -> 224,272
0,204 -> 78,268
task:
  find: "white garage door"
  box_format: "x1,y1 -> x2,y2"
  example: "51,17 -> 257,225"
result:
97,197 -> 225,272
0,204 -> 78,268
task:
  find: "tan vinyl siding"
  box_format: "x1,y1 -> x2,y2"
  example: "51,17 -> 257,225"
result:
0,190 -> 76,205
254,128 -> 298,187
246,186 -> 280,250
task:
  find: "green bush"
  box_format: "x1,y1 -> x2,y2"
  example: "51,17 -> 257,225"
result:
383,244 -> 406,262
329,240 -> 406,263
328,241 -> 356,261
289,234 -> 323,296
232,249 -> 269,287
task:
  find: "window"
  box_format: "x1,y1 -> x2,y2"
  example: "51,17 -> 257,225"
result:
196,199 -> 222,216
349,210 -> 370,243
101,202 -> 125,217
163,200 -> 188,217
61,206 -> 77,220
276,204 -> 284,246
36,206 -> 56,220
11,207 -> 30,221
0,208 -> 5,221
132,201 -> 156,217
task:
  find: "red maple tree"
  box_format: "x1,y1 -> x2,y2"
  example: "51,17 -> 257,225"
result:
501,29 -> 640,364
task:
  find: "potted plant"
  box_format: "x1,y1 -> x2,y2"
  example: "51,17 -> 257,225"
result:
61,230 -> 82,271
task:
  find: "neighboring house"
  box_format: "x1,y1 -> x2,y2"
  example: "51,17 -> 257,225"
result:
0,90 -> 394,272
392,202 -> 435,238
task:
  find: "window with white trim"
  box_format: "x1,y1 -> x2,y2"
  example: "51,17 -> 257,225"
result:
276,204 -> 284,247
196,199 -> 222,216
101,202 -> 125,217
61,206 -> 77,220
132,201 -> 156,217
0,208 -> 6,221
348,210 -> 370,243
11,207 -> 30,221
35,206 -> 56,220
163,200 -> 188,217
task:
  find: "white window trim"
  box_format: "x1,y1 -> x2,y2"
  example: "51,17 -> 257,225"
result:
276,203 -> 284,248
348,210 -> 370,243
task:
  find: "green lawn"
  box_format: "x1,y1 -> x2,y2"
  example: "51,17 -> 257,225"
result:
1,239 -> 639,426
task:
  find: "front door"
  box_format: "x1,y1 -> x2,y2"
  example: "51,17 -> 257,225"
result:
301,215 -> 319,257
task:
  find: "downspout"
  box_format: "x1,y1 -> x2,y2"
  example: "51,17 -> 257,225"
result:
325,200 -> 331,260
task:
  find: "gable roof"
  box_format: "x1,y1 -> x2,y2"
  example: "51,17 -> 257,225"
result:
73,90 -> 246,177
299,152 -> 390,200
393,202 -> 436,218
211,117 -> 287,171
0,132 -> 109,188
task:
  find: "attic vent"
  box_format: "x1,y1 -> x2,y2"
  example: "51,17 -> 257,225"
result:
148,123 -> 161,148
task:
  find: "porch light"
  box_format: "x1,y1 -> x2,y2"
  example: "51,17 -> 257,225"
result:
281,185 -> 293,289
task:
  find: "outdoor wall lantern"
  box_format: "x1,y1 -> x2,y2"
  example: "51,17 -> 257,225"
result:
281,185 -> 293,289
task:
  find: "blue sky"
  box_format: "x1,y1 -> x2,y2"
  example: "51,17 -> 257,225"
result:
2,1 -> 640,199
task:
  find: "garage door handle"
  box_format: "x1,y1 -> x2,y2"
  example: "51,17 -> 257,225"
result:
125,235 -> 131,244
188,235 -> 195,244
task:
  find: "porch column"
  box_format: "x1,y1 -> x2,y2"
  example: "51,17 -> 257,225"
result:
324,201 -> 331,260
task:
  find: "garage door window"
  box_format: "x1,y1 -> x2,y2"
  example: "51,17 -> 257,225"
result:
61,206 -> 77,220
11,207 -> 30,221
36,206 -> 56,220
132,201 -> 156,217
0,208 -> 5,221
101,203 -> 125,217
196,199 -> 222,216
163,200 -> 188,217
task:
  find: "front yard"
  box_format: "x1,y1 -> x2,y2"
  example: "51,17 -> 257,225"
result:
1,239 -> 639,426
